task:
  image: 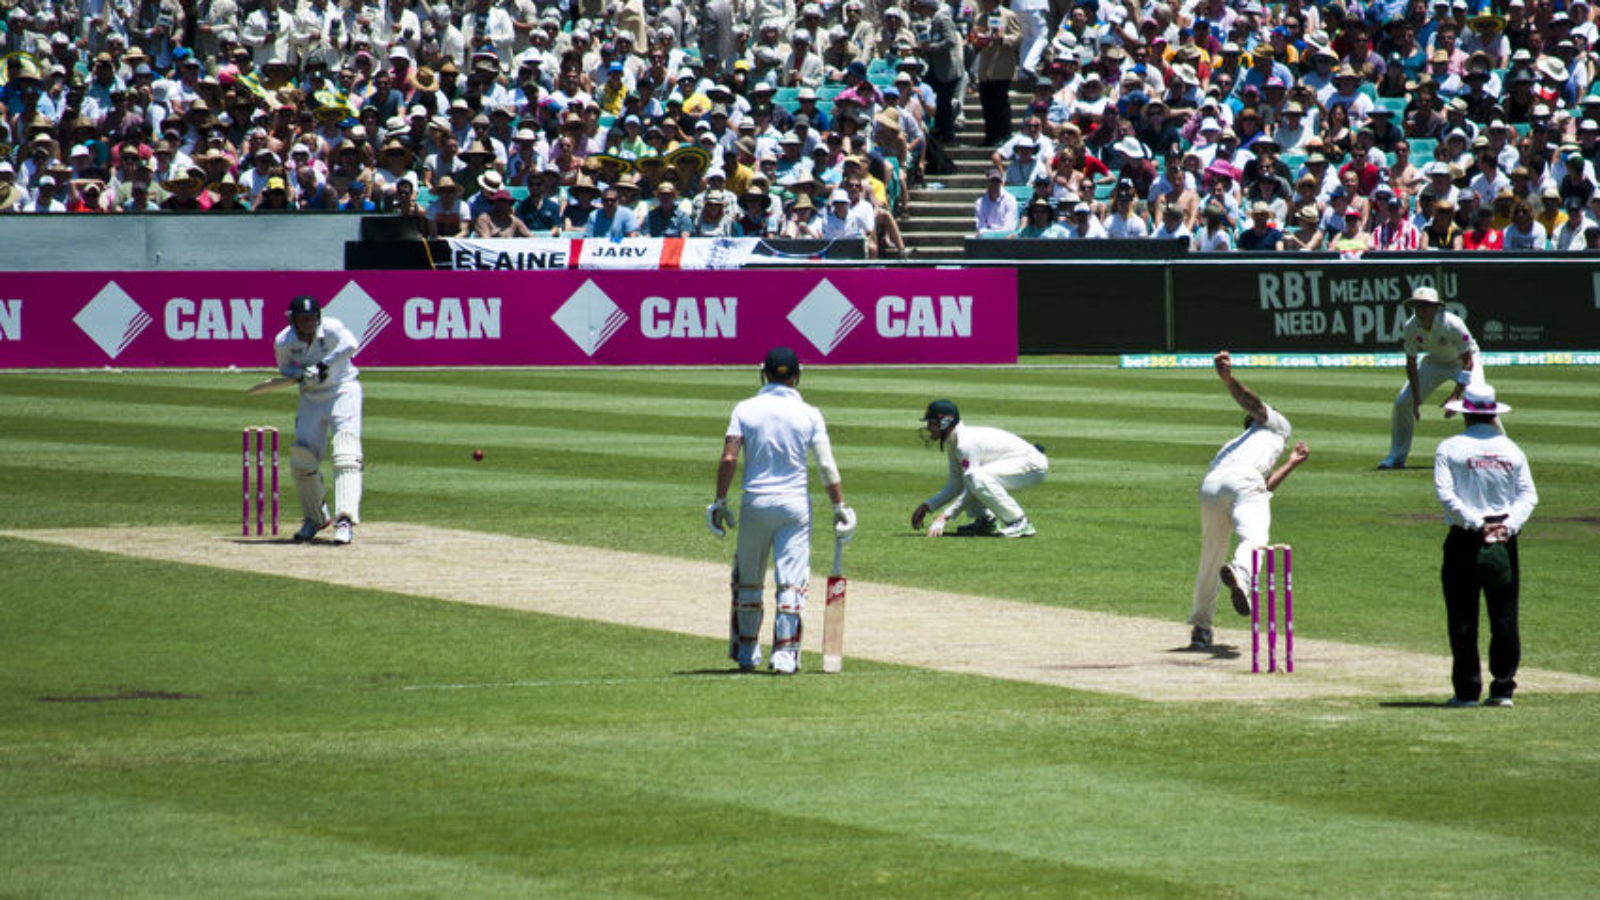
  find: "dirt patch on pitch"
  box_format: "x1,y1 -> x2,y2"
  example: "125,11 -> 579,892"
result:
11,524 -> 1600,703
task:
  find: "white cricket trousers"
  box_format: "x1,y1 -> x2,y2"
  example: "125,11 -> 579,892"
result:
729,492 -> 812,668
957,450 -> 1048,524
293,382 -> 363,523
1386,357 -> 1484,465
1189,466 -> 1273,630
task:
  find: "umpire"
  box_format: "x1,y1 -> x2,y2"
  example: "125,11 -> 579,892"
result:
1433,383 -> 1538,708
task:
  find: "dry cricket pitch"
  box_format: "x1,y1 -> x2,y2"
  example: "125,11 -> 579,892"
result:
12,523 -> 1600,703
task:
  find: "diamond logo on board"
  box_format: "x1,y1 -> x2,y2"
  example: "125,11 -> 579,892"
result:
552,279 -> 628,356
321,281 -> 391,351
73,281 -> 153,359
787,278 -> 863,356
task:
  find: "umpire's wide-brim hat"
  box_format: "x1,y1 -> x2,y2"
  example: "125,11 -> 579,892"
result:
1444,383 -> 1511,416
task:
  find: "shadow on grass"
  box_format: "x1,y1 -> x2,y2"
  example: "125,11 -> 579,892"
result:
1169,644 -> 1243,660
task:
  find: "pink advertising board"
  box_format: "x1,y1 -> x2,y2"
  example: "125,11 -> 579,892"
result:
0,269 -> 1016,368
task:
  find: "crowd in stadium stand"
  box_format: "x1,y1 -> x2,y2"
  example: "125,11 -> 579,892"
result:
2,0 -> 1599,253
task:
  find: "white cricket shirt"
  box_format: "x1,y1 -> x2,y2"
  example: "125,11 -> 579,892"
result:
726,383 -> 832,496
273,316 -> 361,401
1402,309 -> 1478,364
1207,406 -> 1292,480
1434,424 -> 1538,533
925,423 -> 1043,509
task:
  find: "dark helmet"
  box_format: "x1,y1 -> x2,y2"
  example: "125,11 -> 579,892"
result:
762,346 -> 801,382
922,399 -> 959,432
286,294 -> 321,321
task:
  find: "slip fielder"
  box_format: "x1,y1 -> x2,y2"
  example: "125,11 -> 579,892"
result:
911,400 -> 1048,538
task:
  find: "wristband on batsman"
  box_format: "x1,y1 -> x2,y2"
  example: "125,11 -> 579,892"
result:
1456,370 -> 1473,386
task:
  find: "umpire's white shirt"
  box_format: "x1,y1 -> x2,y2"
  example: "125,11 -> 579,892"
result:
1435,424 -> 1538,533
726,383 -> 831,496
1208,406 -> 1291,481
1403,310 -> 1477,364
273,317 -> 361,402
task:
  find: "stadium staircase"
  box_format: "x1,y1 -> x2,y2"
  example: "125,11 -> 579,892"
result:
901,86 -> 1034,259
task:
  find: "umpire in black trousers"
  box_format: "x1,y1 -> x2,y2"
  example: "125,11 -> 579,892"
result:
1432,384 -> 1538,708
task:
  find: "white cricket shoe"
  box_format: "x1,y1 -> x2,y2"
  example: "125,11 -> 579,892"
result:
293,516 -> 330,542
332,518 -> 354,545
1220,564 -> 1252,616
998,517 -> 1036,538
770,648 -> 799,675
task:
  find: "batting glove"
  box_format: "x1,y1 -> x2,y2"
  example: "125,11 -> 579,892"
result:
832,502 -> 857,542
707,498 -> 735,537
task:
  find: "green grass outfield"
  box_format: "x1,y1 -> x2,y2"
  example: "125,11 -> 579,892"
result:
2,361 -> 1597,900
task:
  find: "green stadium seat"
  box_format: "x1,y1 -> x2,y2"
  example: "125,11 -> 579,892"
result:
1093,181 -> 1114,202
773,87 -> 799,105
868,59 -> 892,75
1005,185 -> 1032,203
1408,137 -> 1438,162
1375,96 -> 1408,117
1281,152 -> 1307,173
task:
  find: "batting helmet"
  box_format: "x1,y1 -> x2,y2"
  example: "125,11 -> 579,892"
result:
922,399 -> 959,432
286,294 -> 321,321
762,346 -> 801,382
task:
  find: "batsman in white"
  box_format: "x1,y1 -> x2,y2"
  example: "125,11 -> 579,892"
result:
273,295 -> 364,545
1188,351 -> 1310,650
910,400 -> 1048,538
1379,286 -> 1484,470
709,347 -> 856,675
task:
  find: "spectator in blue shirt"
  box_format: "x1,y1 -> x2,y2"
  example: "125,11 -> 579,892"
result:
583,186 -> 641,239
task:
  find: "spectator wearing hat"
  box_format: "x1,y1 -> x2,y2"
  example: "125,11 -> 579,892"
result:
1373,187 -> 1425,250
1282,204 -> 1326,250
1432,380 -> 1537,708
1534,184 -> 1569,235
425,174 -> 471,236
1104,178 -> 1151,237
998,137 -> 1047,186
255,174 -> 296,211
780,29 -> 825,88
462,0 -> 516,68
1010,196 -> 1065,237
1237,201 -> 1285,250
693,188 -> 744,237
644,180 -> 693,236
1192,200 -> 1235,251
1063,200 -> 1107,239
974,169 -> 1019,235
470,187 -> 532,237
1152,201 -> 1193,241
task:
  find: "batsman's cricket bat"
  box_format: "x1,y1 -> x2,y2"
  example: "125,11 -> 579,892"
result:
246,376 -> 298,396
822,536 -> 847,674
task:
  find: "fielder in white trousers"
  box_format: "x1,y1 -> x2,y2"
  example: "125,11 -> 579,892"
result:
1381,289 -> 1483,469
1188,352 -> 1310,648
913,402 -> 1048,538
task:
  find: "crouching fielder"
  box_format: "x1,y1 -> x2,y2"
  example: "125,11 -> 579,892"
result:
911,400 -> 1047,538
274,294 -> 364,545
708,347 -> 856,674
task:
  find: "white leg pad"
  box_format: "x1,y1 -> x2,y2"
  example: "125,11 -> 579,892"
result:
290,444 -> 326,522
773,584 -> 806,655
332,430 -> 363,524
